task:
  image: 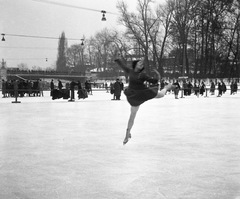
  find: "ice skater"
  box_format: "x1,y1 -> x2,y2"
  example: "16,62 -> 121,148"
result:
115,57 -> 175,145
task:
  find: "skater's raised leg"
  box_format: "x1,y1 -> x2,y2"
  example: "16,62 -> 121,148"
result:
155,83 -> 175,98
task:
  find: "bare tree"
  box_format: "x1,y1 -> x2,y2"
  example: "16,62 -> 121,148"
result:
117,0 -> 159,73
66,44 -> 85,73
17,63 -> 28,71
169,0 -> 199,75
56,32 -> 68,72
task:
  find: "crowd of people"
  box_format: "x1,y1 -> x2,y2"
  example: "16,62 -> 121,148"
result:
106,77 -> 239,102
171,79 -> 238,98
104,77 -> 239,102
50,79 -> 91,101
1,78 -> 239,100
1,79 -> 44,98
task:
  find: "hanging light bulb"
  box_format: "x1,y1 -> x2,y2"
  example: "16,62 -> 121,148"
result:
101,10 -> 106,21
1,33 -> 5,41
81,38 -> 84,46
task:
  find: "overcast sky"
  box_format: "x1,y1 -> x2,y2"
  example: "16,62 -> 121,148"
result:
1,0 -> 164,69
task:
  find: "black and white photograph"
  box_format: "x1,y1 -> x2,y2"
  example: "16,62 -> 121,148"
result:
1,0 -> 240,198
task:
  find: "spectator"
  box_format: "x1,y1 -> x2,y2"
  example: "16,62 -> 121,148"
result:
69,80 -> 78,101
85,80 -> 92,95
210,80 -> 215,95
233,80 -> 238,94
187,81 -> 193,95
113,78 -> 122,100
200,81 -> 205,96
173,80 -> 181,99
2,79 -> 6,98
38,79 -> 44,97
50,79 -> 54,96
217,82 -> 223,97
221,81 -> 227,94
105,82 -> 109,93
58,79 -> 63,90
193,81 -> 200,96
110,82 -> 115,99
78,81 -> 88,99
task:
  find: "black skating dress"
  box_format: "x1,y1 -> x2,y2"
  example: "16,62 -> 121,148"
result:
115,59 -> 159,107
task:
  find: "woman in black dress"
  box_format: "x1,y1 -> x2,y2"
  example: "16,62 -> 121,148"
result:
115,58 -> 174,145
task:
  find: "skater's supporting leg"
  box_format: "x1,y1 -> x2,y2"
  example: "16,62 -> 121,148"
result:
123,106 -> 140,145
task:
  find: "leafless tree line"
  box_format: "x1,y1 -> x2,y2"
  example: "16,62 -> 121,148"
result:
60,0 -> 240,79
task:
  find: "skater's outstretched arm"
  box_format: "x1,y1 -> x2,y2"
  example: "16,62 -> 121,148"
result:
114,59 -> 130,74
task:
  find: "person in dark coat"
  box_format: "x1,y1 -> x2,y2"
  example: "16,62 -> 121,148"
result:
50,79 -> 54,96
217,82 -> 223,97
193,81 -> 199,96
233,80 -> 238,94
110,82 -> 115,99
210,80 -> 215,95
200,81 -> 205,96
113,79 -> 122,100
78,81 -> 88,99
2,79 -> 6,98
115,57 -> 175,145
69,80 -> 78,101
187,81 -> 193,95
58,80 -> 63,90
221,81 -> 226,94
173,80 -> 181,99
230,80 -> 238,95
230,81 -> 234,95
85,80 -> 92,95
182,80 -> 187,96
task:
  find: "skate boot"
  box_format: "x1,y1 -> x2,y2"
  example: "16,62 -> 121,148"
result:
123,129 -> 131,145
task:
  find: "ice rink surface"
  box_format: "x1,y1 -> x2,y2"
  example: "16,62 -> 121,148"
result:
0,90 -> 240,199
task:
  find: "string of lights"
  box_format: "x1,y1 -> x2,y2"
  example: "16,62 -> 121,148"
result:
32,0 -> 118,15
32,0 -> 118,21
1,1 -> 120,66
1,0 -> 117,42
0,46 -> 57,50
1,33 -> 83,41
5,58 -> 52,60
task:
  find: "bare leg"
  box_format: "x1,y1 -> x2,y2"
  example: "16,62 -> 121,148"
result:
155,84 -> 175,98
123,105 -> 140,145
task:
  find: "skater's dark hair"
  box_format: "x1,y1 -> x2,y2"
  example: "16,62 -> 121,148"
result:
132,60 -> 145,72
132,60 -> 140,69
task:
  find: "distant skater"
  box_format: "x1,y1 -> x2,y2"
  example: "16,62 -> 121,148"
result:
115,57 -> 175,145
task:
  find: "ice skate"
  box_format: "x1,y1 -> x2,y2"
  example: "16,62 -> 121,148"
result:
123,137 -> 129,145
123,130 -> 131,145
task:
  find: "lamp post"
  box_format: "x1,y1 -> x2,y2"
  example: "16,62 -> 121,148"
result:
80,38 -> 85,74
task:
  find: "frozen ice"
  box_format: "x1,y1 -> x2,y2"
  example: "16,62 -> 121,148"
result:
0,90 -> 240,199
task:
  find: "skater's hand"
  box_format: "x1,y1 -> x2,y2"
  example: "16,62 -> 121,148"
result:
113,51 -> 122,61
